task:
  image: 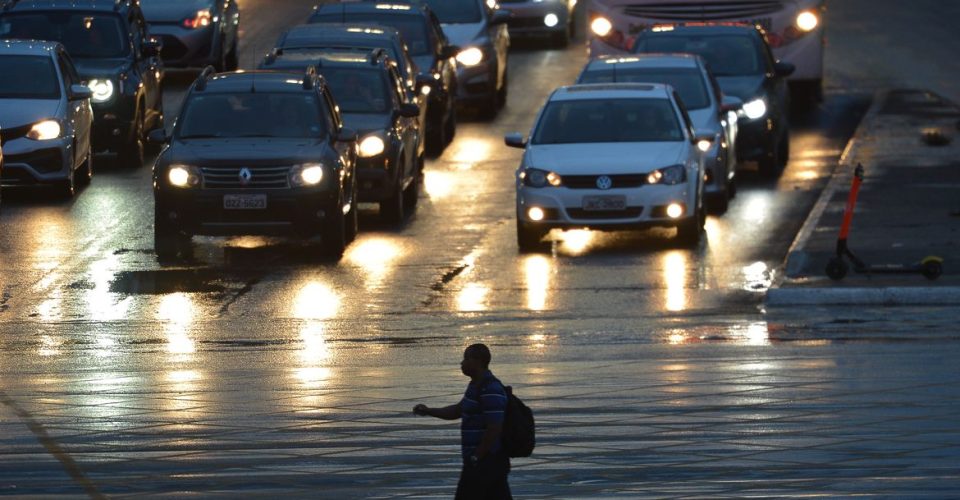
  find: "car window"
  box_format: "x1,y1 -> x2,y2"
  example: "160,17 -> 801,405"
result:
0,13 -> 129,58
323,68 -> 391,114
388,67 -> 406,106
178,93 -> 327,139
634,34 -> 762,77
312,13 -> 432,56
579,67 -> 712,110
418,0 -> 482,24
673,91 -> 696,138
56,52 -> 78,87
0,55 -> 60,99
533,98 -> 684,145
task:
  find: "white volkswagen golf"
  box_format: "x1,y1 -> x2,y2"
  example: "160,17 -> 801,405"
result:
506,83 -> 710,252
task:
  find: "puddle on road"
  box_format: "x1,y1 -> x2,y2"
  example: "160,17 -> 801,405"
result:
110,270 -> 229,295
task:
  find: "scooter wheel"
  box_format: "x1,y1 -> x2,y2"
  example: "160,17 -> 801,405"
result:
922,260 -> 943,281
826,257 -> 848,281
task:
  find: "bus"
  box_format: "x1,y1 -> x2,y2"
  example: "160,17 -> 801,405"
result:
586,0 -> 826,100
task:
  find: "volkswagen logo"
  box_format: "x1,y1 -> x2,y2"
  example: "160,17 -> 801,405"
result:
238,168 -> 253,186
596,175 -> 613,190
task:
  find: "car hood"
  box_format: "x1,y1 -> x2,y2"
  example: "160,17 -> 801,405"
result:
168,138 -> 328,164
140,0 -> 214,23
72,58 -> 128,79
687,108 -> 720,134
0,99 -> 62,129
440,22 -> 487,47
716,75 -> 765,101
341,113 -> 390,136
525,142 -> 687,174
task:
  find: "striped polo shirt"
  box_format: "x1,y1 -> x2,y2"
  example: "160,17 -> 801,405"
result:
460,371 -> 507,459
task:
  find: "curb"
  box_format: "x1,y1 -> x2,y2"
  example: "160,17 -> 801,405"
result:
767,287 -> 960,306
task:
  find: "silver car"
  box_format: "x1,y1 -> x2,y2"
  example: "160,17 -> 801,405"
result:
506,83 -> 712,251
0,39 -> 94,198
498,0 -> 576,47
578,54 -> 742,213
140,0 -> 240,70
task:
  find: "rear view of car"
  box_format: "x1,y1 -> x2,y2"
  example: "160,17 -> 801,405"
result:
140,0 -> 241,70
498,0 -> 577,47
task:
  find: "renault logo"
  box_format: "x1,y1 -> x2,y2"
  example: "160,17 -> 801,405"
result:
596,175 -> 613,190
238,168 -> 252,185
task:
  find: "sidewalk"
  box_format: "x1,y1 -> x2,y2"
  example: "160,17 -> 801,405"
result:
768,89 -> 960,306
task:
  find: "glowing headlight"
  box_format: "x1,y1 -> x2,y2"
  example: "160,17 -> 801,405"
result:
543,14 -> 559,27
359,135 -> 386,158
647,165 -> 686,185
420,84 -> 432,96
796,11 -> 819,32
591,17 -> 613,37
742,98 -> 767,120
456,47 -> 484,67
87,79 -> 115,103
291,163 -> 325,186
168,165 -> 199,188
27,120 -> 61,141
697,139 -> 712,152
522,168 -> 562,188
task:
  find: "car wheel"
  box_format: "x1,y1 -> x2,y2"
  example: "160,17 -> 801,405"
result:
444,102 -> 457,145
758,136 -> 780,178
78,148 -> 93,186
675,207 -> 704,247
425,106 -> 447,157
321,200 -> 347,261
118,107 -> 145,168
58,161 -> 76,199
517,221 -> 549,253
496,69 -> 508,110
707,191 -> 729,215
154,212 -> 190,262
403,168 -> 420,213
777,133 -> 790,167
380,171 -> 406,226
550,27 -> 569,48
345,179 -> 359,243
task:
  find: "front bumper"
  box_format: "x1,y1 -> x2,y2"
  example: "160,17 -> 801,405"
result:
356,154 -> 398,202
502,3 -> 570,36
516,182 -> 698,231
149,24 -> 218,68
0,137 -> 72,187
155,188 -> 340,237
735,117 -> 778,163
455,59 -> 497,104
91,97 -> 137,151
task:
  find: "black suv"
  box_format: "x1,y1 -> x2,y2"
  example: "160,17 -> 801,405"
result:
260,49 -> 423,226
149,68 -> 359,261
633,24 -> 794,176
309,1 -> 458,156
0,0 -> 164,167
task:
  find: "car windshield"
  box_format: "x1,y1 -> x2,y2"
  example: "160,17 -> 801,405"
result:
0,13 -> 128,58
634,35 -> 763,77
418,0 -> 482,24
323,68 -> 390,114
579,67 -> 711,110
0,56 -> 60,99
178,93 -> 327,139
533,98 -> 683,145
312,14 -> 432,56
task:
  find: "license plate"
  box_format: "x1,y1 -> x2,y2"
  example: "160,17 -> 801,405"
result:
582,195 -> 626,211
223,194 -> 267,210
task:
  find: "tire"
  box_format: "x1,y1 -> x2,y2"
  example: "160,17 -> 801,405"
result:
78,148 -> 93,186
778,133 -> 790,167
496,69 -> 508,110
425,105 -> 447,157
380,170 -> 405,226
154,212 -> 191,262
118,107 -> 145,168
675,207 -> 705,247
707,191 -> 729,215
345,179 -> 358,243
443,102 -> 456,145
321,201 -> 347,261
403,164 -> 420,214
758,135 -> 781,178
58,161 -> 76,199
517,221 -> 549,253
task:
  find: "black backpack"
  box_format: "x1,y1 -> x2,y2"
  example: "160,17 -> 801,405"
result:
487,379 -> 535,458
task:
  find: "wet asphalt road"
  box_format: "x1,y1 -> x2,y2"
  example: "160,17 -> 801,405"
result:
1,0 -> 958,497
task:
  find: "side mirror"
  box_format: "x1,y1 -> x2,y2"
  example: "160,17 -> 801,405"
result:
504,132 -> 527,149
147,128 -> 168,144
143,37 -> 163,57
398,103 -> 420,118
720,94 -> 742,112
441,45 -> 460,59
337,127 -> 358,143
491,9 -> 512,25
69,84 -> 93,101
773,61 -> 795,78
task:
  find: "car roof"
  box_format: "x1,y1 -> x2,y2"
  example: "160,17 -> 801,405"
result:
281,23 -> 402,47
551,83 -> 674,101
1,0 -> 133,13
638,23 -> 761,37
269,49 -> 389,70
313,2 -> 427,18
197,71 -> 322,94
587,53 -> 704,71
0,38 -> 59,55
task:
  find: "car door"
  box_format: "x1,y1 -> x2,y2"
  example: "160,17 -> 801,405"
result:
758,34 -> 789,132
131,9 -> 162,124
427,11 -> 457,101
389,66 -> 417,180
322,86 -> 355,192
484,2 -> 509,88
58,49 -> 93,163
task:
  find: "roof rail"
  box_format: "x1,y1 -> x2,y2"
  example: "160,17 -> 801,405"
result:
303,65 -> 317,90
195,65 -> 216,91
368,47 -> 386,65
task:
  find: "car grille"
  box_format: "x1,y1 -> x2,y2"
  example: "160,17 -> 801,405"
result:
6,148 -> 64,173
159,35 -> 188,60
566,207 -> 644,220
562,174 -> 647,190
200,166 -> 291,189
622,1 -> 783,20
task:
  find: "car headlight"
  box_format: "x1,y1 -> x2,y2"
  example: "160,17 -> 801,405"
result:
291,163 -> 325,186
591,17 -> 613,37
543,14 -> 560,27
647,164 -> 686,185
167,165 -> 201,188
741,98 -> 767,120
27,120 -> 61,141
456,47 -> 484,67
358,135 -> 386,158
520,168 -> 562,188
697,139 -> 713,153
183,9 -> 213,29
87,79 -> 115,103
796,10 -> 819,32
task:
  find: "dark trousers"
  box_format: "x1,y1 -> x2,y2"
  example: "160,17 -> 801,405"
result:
454,453 -> 512,500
